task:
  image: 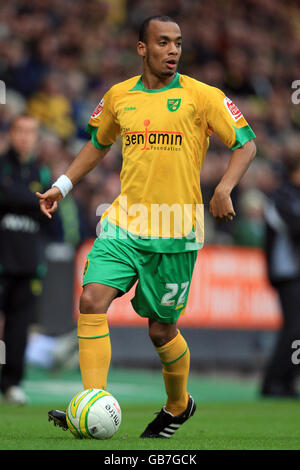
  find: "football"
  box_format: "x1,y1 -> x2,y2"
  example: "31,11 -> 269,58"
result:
66,388 -> 122,439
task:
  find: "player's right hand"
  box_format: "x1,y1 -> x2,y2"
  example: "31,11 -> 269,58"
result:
36,187 -> 63,219
209,186 -> 236,222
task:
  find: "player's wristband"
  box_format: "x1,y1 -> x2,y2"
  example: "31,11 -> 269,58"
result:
52,174 -> 73,198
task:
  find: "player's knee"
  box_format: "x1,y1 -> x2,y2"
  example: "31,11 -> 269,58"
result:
148,322 -> 177,347
80,289 -> 97,313
79,286 -> 111,314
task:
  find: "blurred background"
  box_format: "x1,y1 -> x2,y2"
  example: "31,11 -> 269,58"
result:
0,0 -> 299,405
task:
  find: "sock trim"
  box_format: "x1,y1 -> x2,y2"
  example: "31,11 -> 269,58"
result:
77,333 -> 110,339
161,345 -> 189,366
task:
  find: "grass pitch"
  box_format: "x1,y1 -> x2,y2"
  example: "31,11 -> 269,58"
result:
0,399 -> 300,450
0,367 -> 299,451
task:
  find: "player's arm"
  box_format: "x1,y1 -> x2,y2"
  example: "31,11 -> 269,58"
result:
37,88 -> 119,219
203,87 -> 257,221
209,139 -> 256,221
36,141 -> 109,219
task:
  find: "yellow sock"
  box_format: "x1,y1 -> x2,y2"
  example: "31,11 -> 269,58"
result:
77,313 -> 111,390
156,330 -> 190,416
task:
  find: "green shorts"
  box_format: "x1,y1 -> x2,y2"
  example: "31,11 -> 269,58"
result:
83,237 -> 197,324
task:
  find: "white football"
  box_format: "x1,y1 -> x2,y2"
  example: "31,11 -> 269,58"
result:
66,388 -> 121,439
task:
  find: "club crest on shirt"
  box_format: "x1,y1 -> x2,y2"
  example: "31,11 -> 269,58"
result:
167,98 -> 181,112
91,98 -> 104,119
224,97 -> 243,121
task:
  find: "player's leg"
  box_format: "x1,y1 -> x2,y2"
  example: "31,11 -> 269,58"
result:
77,282 -> 119,390
49,284 -> 127,431
140,319 -> 195,438
131,250 -> 198,437
76,238 -> 137,391
49,237 -> 138,430
49,284 -> 120,430
148,319 -> 190,416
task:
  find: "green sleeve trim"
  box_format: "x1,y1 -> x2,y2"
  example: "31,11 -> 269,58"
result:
77,333 -> 110,339
231,125 -> 256,150
85,124 -> 113,150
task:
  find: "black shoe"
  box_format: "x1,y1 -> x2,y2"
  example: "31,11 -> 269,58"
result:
48,409 -> 68,430
140,395 -> 196,438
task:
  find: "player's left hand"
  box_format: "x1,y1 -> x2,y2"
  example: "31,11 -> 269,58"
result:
209,187 -> 236,222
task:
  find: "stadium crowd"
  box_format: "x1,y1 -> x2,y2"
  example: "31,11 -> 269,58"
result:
0,0 -> 299,246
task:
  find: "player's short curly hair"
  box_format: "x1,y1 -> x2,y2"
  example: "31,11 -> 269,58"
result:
139,15 -> 178,44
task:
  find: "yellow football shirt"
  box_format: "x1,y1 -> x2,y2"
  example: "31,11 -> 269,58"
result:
86,73 -> 256,252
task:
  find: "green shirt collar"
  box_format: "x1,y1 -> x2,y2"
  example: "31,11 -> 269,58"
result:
130,73 -> 182,93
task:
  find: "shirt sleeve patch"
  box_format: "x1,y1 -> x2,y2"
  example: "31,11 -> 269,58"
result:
91,98 -> 104,119
224,97 -> 243,122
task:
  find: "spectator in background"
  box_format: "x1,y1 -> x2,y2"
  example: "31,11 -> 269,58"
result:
27,73 -> 76,142
0,114 -> 51,404
261,147 -> 300,398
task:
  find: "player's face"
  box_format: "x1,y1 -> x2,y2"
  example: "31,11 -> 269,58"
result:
138,20 -> 182,79
9,116 -> 39,160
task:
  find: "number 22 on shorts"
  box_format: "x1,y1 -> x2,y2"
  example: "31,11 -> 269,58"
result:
160,282 -> 189,308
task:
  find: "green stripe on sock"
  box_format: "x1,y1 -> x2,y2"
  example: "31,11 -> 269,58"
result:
77,333 -> 110,339
161,346 -> 189,366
